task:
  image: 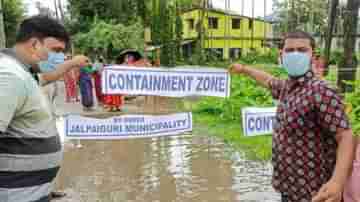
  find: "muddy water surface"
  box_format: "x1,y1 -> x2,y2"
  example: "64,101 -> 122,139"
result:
54,84 -> 280,202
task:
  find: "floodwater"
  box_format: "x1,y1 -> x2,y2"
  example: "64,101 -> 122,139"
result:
54,82 -> 280,202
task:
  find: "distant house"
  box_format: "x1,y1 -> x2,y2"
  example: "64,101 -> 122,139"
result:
181,7 -> 274,60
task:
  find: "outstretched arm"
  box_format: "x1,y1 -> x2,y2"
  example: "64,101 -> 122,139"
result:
229,64 -> 276,88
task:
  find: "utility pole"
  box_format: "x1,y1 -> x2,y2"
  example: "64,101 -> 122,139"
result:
264,0 -> 267,51
241,0 -> 244,49
338,0 -> 359,92
324,0 -> 339,75
251,0 -> 255,49
0,0 -> 6,48
289,0 -> 296,31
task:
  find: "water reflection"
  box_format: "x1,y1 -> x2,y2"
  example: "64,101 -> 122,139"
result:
55,96 -> 280,201
56,132 -> 280,202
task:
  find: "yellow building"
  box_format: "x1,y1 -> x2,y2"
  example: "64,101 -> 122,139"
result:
181,8 -> 273,60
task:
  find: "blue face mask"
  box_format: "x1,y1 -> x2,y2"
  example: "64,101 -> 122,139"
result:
282,52 -> 311,77
39,52 -> 65,72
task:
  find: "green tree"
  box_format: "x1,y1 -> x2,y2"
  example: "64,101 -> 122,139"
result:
273,0 -> 327,34
74,20 -> 144,60
174,3 -> 183,61
338,0 -> 359,92
150,0 -> 177,66
2,0 -> 24,47
67,0 -> 146,34
135,0 -> 150,25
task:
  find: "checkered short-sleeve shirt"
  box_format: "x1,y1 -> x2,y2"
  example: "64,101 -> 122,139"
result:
269,71 -> 350,202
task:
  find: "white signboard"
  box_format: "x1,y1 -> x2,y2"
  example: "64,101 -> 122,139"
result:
242,107 -> 277,137
65,113 -> 192,139
102,66 -> 230,98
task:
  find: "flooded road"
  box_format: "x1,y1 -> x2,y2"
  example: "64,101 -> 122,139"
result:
54,82 -> 280,202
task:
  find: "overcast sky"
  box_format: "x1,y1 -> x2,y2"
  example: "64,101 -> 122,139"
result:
212,0 -> 274,17
24,0 -> 274,17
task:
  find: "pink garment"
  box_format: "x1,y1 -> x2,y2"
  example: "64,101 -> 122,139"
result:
344,141 -> 360,202
63,69 -> 80,102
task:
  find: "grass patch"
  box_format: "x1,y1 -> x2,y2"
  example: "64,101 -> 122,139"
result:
192,113 -> 272,160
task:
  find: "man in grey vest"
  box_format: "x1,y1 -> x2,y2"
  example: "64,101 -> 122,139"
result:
0,15 -> 86,202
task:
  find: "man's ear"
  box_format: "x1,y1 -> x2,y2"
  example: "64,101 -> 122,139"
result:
28,38 -> 38,49
25,38 -> 39,57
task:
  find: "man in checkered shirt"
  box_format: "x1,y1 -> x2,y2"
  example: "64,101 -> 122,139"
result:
230,31 -> 357,202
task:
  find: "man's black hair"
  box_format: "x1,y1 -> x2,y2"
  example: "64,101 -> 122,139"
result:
16,15 -> 70,45
280,30 -> 315,50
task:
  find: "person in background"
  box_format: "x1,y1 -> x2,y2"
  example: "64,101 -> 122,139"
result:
103,86 -> 123,112
93,56 -> 104,106
117,49 -> 151,103
230,31 -> 356,202
79,64 -> 96,111
116,49 -> 143,66
63,54 -> 80,103
119,49 -> 152,67
102,49 -> 152,112
101,53 -> 128,112
312,50 -> 326,79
